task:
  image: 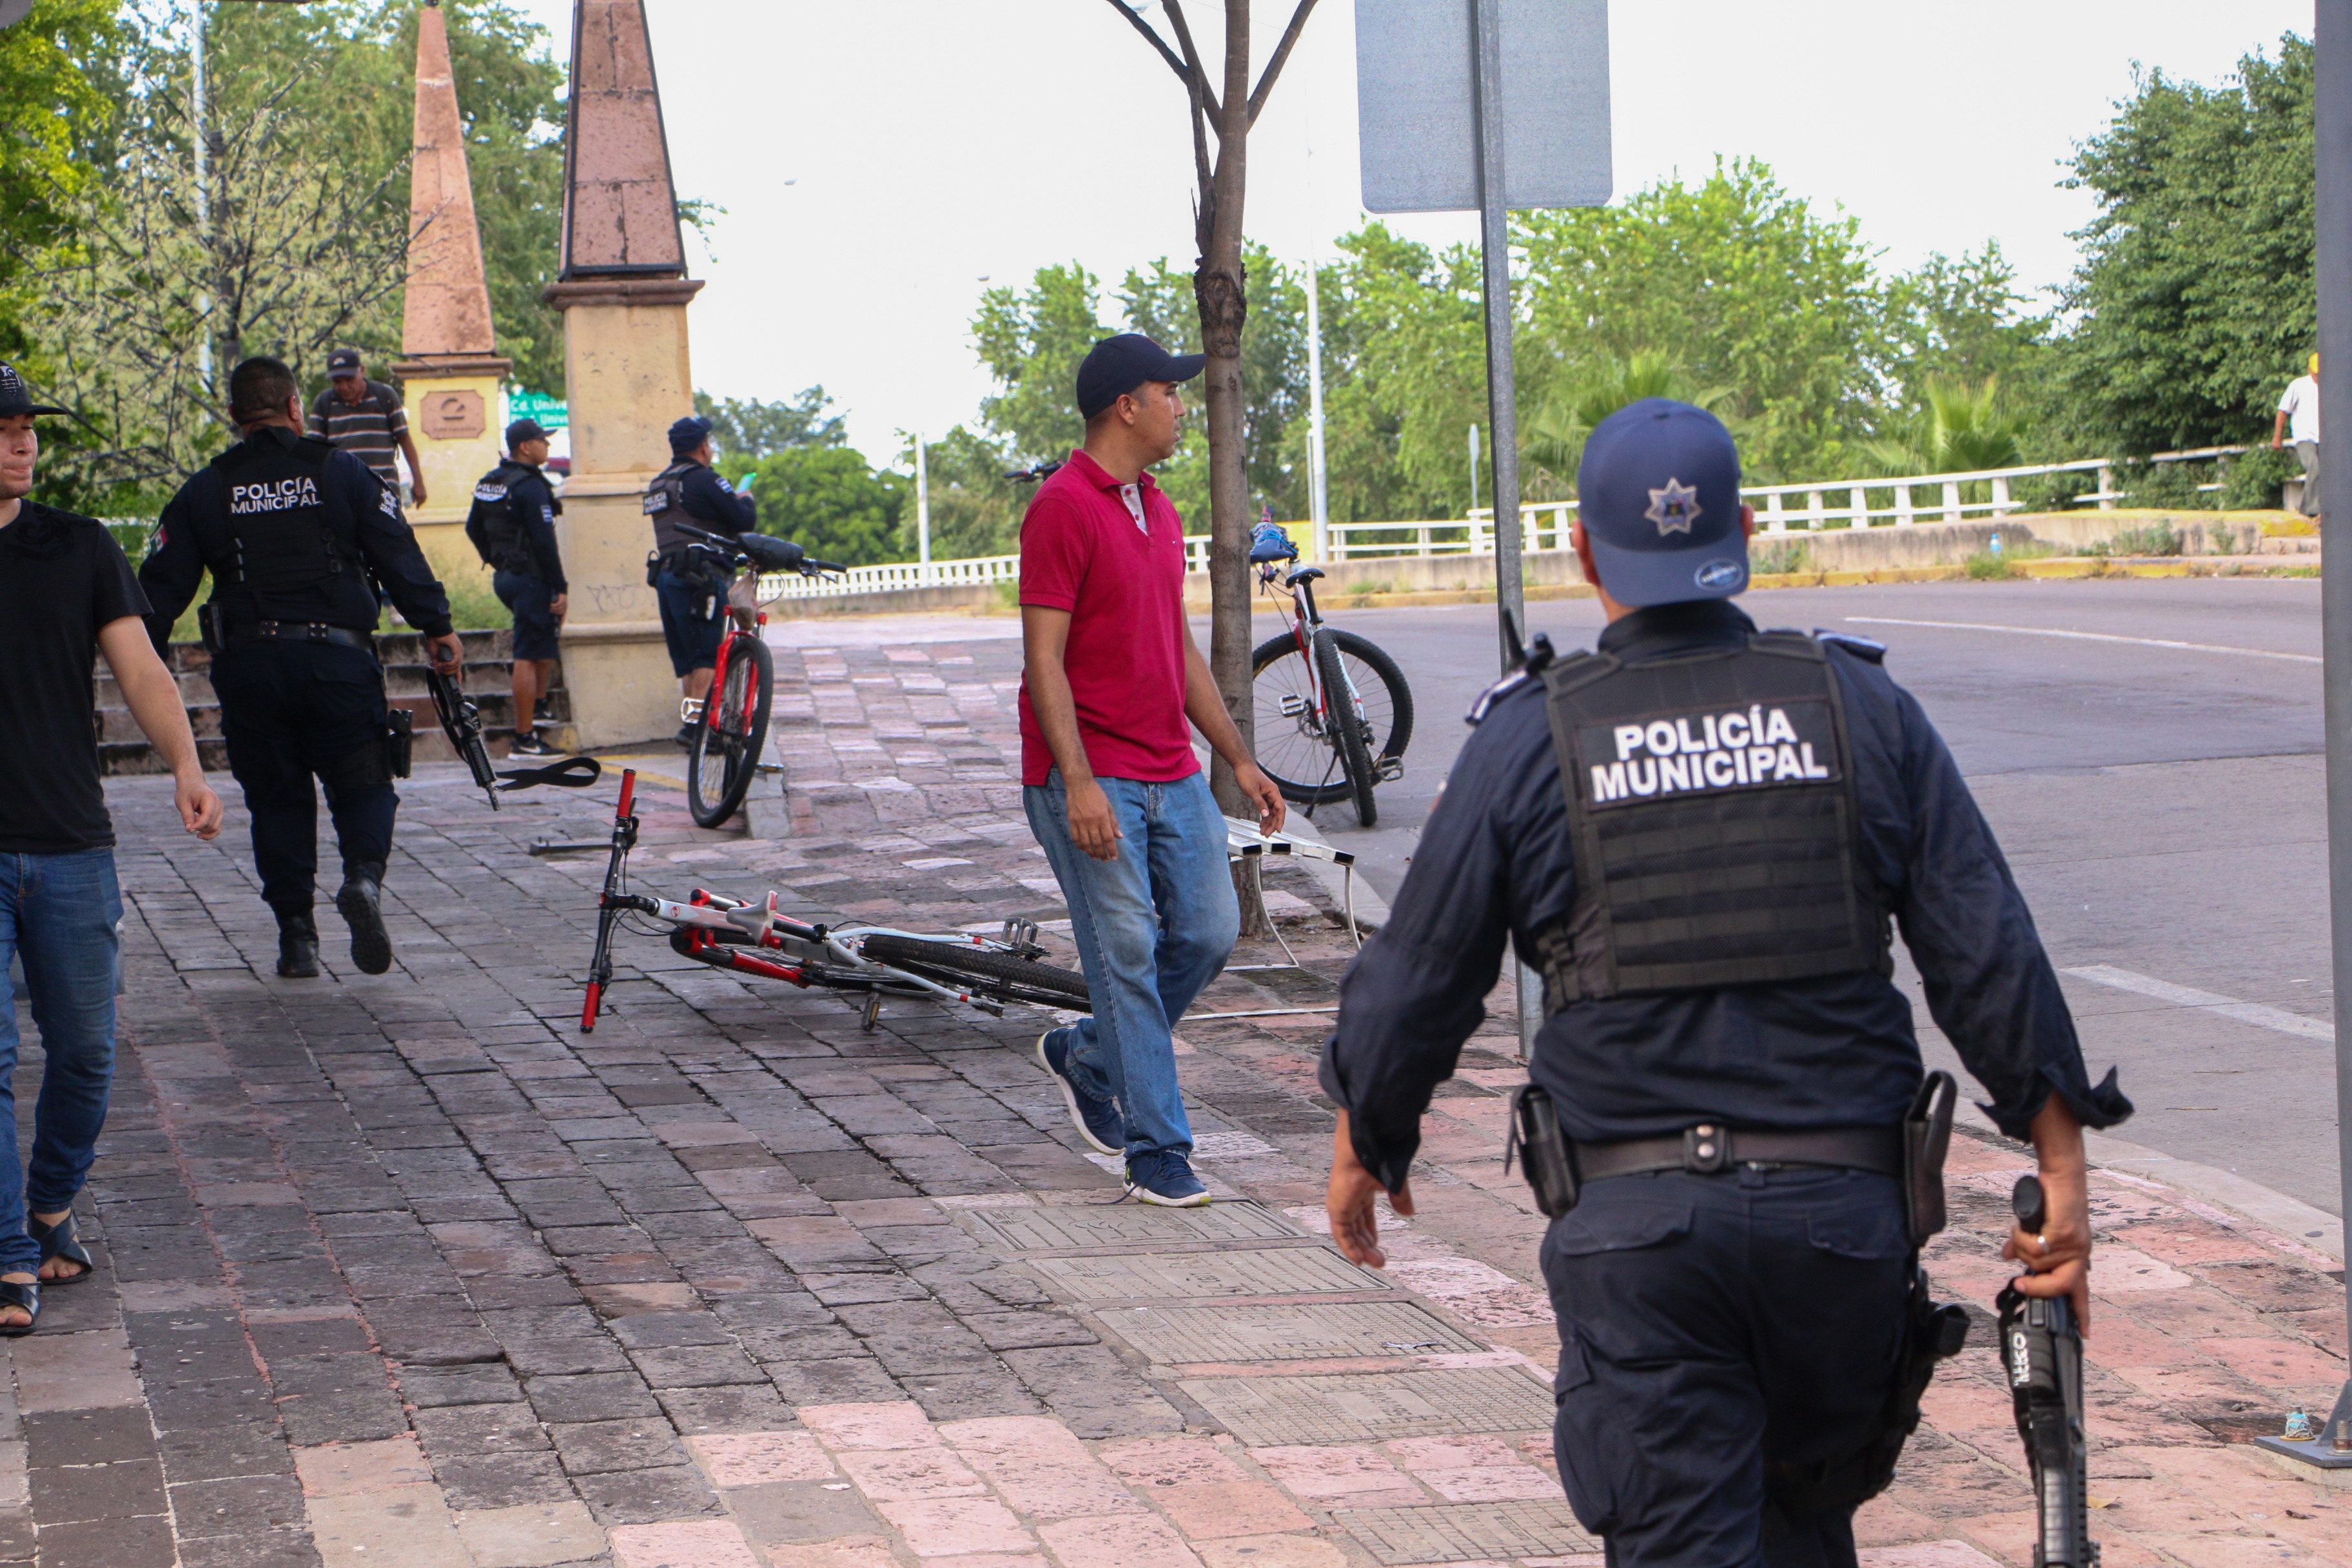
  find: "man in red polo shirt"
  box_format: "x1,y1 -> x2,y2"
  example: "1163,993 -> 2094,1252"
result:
1022,334 -> 1285,1206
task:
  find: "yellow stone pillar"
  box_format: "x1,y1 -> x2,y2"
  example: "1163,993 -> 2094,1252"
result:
393,1 -> 511,584
542,0 -> 707,750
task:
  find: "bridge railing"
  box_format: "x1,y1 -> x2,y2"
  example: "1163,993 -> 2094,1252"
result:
755,446 -> 2255,594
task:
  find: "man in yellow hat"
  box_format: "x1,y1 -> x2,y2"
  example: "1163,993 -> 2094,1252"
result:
2273,352 -> 2321,518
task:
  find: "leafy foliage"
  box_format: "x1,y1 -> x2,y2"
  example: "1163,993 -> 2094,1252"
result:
1521,354 -> 1737,494
1859,377 -> 2030,476
0,0 -> 120,356
745,445 -> 908,568
2056,34 -> 2314,454
696,386 -> 847,466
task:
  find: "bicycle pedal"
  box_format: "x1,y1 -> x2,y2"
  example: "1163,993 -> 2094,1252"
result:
1376,756 -> 1405,782
1279,693 -> 1311,720
680,698 -> 706,724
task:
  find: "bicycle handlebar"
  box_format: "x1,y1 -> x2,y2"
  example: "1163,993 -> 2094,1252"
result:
673,522 -> 841,578
1006,460 -> 1064,484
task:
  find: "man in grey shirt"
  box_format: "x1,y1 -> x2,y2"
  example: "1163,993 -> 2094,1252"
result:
308,348 -> 427,506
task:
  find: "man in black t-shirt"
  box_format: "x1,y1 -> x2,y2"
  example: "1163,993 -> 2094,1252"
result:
0,364 -> 224,1337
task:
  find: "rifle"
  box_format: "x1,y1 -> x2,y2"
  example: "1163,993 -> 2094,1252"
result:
1998,1175 -> 2098,1567
426,666 -> 500,810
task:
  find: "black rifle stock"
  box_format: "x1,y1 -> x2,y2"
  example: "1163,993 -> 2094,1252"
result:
426,667 -> 500,810
1999,1174 -> 2098,1567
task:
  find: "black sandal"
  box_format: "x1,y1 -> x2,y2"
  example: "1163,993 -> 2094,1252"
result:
29,1213 -> 92,1285
0,1280 -> 39,1338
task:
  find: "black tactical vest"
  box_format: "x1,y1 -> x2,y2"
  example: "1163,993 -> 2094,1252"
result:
1533,631 -> 1889,1006
469,462 -> 537,573
643,460 -> 697,554
204,435 -> 366,617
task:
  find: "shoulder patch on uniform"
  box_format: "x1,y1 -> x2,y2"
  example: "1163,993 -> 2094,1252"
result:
378,484 -> 400,518
474,482 -> 509,503
1814,630 -> 1886,662
1465,669 -> 1528,727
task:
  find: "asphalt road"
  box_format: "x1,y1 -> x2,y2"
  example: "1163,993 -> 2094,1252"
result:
1242,578 -> 2344,1215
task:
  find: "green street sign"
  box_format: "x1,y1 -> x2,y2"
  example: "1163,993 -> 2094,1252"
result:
507,389 -> 568,429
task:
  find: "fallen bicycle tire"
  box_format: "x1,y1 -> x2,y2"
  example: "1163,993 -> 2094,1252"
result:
859,935 -> 1090,1008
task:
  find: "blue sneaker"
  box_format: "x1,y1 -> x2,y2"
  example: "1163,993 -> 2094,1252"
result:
1124,1150 -> 1210,1208
1037,1029 -> 1124,1156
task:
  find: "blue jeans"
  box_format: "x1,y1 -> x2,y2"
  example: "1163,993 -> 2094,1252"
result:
0,850 -> 123,1277
1024,770 -> 1239,1162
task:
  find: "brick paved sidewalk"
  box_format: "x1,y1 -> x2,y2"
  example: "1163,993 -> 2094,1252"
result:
5,623 -> 2345,1566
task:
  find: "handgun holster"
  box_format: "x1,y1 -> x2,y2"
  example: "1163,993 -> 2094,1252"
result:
1903,1070 -> 1957,1245
1504,1083 -> 1580,1218
383,709 -> 415,780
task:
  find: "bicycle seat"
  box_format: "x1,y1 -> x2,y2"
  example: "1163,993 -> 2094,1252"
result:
1286,565 -> 1325,586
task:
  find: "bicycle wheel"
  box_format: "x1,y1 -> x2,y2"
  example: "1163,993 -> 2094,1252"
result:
860,934 -> 1091,1010
1315,628 -> 1380,826
1251,630 -> 1415,806
687,632 -> 772,828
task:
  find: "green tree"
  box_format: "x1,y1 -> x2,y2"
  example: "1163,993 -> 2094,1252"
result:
2055,34 -> 2313,454
1520,353 -> 1737,495
1874,244 -> 2049,417
696,386 -> 846,466
1859,377 -> 2030,476
1515,159 -> 1880,482
972,264 -> 1115,465
0,1 -> 119,355
900,426 -> 1025,562
747,446 -> 908,567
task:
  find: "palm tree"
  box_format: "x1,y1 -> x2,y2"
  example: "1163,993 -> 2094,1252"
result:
1521,353 -> 1738,489
1861,376 -> 2028,476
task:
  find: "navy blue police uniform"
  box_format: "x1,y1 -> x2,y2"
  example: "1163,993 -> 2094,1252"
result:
140,424 -> 454,963
466,456 -> 566,662
1318,400 -> 2128,1568
645,418 -> 757,678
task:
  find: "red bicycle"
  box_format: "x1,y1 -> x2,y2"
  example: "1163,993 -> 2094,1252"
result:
674,524 -> 841,828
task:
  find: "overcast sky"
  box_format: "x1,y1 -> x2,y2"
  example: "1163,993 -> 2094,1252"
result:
504,1 -> 2315,461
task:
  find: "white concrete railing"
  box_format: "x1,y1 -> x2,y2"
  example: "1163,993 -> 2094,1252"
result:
756,446 -> 2256,593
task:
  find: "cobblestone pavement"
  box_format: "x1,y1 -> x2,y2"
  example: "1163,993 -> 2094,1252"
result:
6,623 -> 2349,1565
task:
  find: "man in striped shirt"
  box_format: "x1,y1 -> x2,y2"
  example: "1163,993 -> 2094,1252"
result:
308,349 -> 427,505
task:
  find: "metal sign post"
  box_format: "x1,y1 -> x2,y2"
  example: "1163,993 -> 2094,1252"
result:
1355,0 -> 1610,1057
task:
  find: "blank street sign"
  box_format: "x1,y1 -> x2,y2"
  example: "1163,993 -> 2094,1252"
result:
1355,0 -> 1612,213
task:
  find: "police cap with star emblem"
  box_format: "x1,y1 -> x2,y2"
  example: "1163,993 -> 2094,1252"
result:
1576,397 -> 1747,608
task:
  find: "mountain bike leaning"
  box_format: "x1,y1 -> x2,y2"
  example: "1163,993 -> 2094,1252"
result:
1246,521 -> 1413,826
672,522 -> 843,828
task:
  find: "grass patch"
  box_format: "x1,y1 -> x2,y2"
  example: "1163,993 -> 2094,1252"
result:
2090,522 -> 2183,558
1752,540 -> 1814,576
1963,550 -> 2017,580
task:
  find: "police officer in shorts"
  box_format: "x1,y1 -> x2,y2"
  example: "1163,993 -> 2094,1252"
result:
466,418 -> 567,756
141,356 -> 463,979
645,415 -> 756,747
1319,400 -> 2132,1567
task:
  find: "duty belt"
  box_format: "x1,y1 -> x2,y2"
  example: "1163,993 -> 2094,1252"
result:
1573,1123 -> 1901,1180
228,621 -> 375,652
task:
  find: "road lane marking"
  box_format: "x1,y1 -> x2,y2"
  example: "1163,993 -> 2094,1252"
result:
2063,963 -> 2335,1042
1846,616 -> 2321,665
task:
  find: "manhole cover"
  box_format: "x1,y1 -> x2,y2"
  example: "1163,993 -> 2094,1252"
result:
968,1201 -> 1298,1253
1098,1301 -> 1482,1362
1179,1367 -> 1553,1444
1029,1247 -> 1386,1302
1332,1501 -> 1598,1563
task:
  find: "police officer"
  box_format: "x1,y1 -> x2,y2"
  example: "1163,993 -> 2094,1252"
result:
466,418 -> 567,756
141,355 -> 463,980
645,414 -> 756,747
1319,400 -> 2131,1567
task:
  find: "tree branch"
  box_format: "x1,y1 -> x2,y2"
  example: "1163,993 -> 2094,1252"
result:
1160,1 -> 1222,122
1247,0 -> 1321,127
1099,0 -> 1195,92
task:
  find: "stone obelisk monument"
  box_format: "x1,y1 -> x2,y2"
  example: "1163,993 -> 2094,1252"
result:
544,0 -> 703,749
393,0 -> 510,580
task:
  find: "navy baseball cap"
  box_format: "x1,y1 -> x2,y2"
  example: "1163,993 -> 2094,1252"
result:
1576,398 -> 1747,607
506,417 -> 551,448
327,348 -> 363,375
1076,333 -> 1204,420
669,415 -> 713,454
0,364 -> 67,418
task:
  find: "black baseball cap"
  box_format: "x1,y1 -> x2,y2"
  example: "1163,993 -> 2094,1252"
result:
1076,333 -> 1204,420
506,417 -> 551,448
1576,398 -> 1748,608
0,364 -> 67,418
327,348 -> 364,376
669,415 -> 713,455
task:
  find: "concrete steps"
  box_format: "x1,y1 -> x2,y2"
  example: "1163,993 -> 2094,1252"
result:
97,631 -> 567,776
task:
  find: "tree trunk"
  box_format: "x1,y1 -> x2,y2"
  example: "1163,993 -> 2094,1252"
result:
1197,0 -> 1268,936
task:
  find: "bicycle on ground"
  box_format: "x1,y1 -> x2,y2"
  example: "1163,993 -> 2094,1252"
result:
672,524 -> 843,829
580,769 -> 1090,1032
1247,522 -> 1413,827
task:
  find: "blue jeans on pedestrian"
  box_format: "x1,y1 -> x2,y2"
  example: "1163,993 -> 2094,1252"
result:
0,849 -> 122,1278
1024,770 -> 1239,1162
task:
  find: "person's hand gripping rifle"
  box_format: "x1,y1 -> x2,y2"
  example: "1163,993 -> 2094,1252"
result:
424,638 -> 500,810
1998,1173 -> 2098,1567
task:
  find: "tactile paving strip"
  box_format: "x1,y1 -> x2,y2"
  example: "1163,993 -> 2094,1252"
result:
1097,1301 -> 1484,1362
968,1200 -> 1298,1253
1178,1367 -> 1554,1444
1331,1500 -> 1600,1563
1029,1246 -> 1387,1302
